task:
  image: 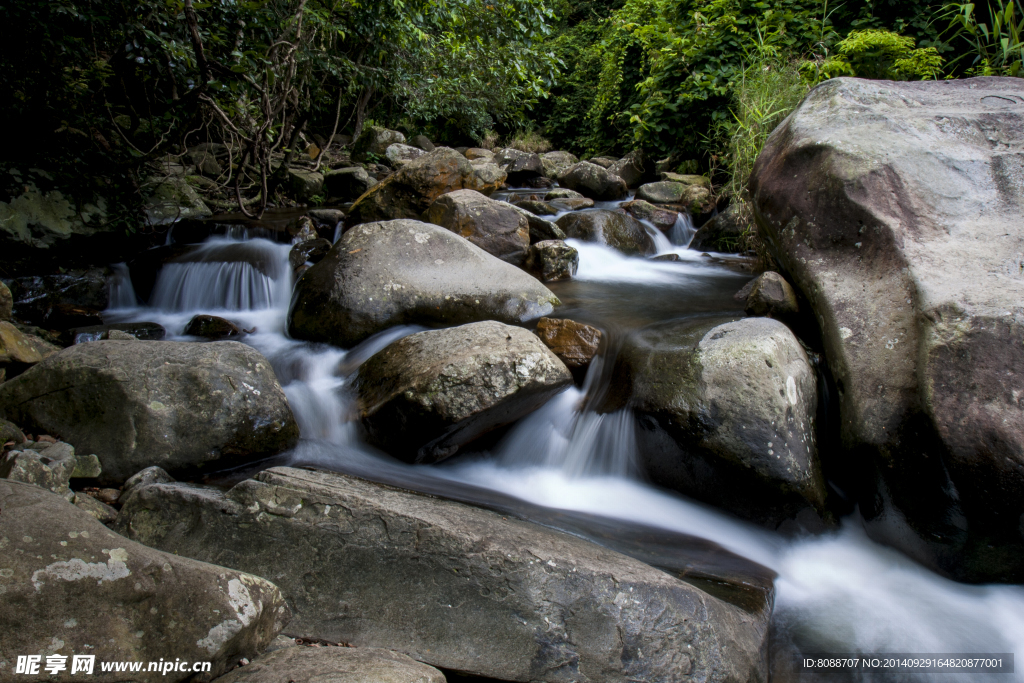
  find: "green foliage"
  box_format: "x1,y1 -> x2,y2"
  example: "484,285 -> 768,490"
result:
816,29 -> 944,79
941,0 -> 1024,75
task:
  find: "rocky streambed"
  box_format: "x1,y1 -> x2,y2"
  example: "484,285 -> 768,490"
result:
2,78 -> 1024,683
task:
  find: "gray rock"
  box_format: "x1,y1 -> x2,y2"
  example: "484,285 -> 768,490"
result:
408,134 -> 436,153
508,204 -> 566,243
544,188 -> 583,200
0,417 -> 26,445
122,465 -> 176,498
744,272 -> 799,318
307,208 -> 346,229
357,321 -> 573,462
212,646 -> 446,683
608,153 -> 646,188
587,156 -> 617,168
105,329 -> 136,340
285,168 -> 325,202
636,181 -> 711,212
690,204 -> 747,252
1,479 -> 289,682
324,167 -> 378,202
190,147 -> 224,177
423,189 -> 530,266
346,149 -> 498,226
464,147 -> 494,161
69,322 -> 166,345
116,467 -> 770,683
73,491 -> 118,524
605,317 -> 823,525
143,176 -> 212,225
550,197 -> 594,212
540,151 -> 579,179
558,162 -> 628,201
513,199 -> 559,216
351,126 -> 406,162
526,240 -> 579,282
620,200 -> 680,233
494,149 -> 544,183
185,314 -> 241,339
0,341 -> 299,485
0,442 -> 77,499
288,220 -> 560,348
71,453 -> 102,478
262,635 -> 298,654
661,172 -> 711,187
469,160 -> 507,195
749,77 -> 1024,577
1,320 -> 61,368
556,210 -> 656,256
385,143 -> 426,168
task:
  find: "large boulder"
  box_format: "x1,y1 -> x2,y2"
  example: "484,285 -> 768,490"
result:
345,149 -> 495,226
211,647 -> 446,683
288,220 -> 560,348
494,149 -> 544,184
556,210 -> 656,256
750,77 -> 1024,579
324,167 -> 378,202
116,467 -> 771,683
540,151 -> 579,179
385,143 -> 426,168
1,480 -> 289,683
423,189 -> 530,265
608,153 -> 646,188
691,203 -> 746,252
351,126 -> 406,162
408,134 -> 436,152
620,200 -> 680,233
558,162 -> 628,201
469,160 -> 507,195
357,321 -> 573,463
604,317 -> 823,525
0,341 -> 299,485
284,168 -> 324,201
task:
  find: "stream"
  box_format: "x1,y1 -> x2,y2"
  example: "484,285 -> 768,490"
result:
106,192 -> 1024,682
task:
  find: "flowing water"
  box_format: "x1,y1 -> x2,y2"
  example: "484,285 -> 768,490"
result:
105,193 -> 1024,682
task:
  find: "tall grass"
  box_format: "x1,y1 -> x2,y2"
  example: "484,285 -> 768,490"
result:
506,129 -> 553,153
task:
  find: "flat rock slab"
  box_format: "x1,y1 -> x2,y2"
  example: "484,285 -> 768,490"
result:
287,220 -> 560,348
0,480 -> 289,682
116,467 -> 770,683
211,646 -> 445,683
0,341 -> 299,485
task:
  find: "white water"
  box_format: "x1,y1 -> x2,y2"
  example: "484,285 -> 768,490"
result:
105,209 -> 1024,681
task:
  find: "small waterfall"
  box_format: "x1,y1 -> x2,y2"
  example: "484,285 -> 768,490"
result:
669,212 -> 696,246
149,238 -> 291,312
107,263 -> 139,309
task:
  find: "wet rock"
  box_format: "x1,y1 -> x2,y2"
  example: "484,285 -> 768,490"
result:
464,147 -> 494,161
494,149 -> 544,184
621,199 -> 680,233
324,167 -> 378,202
212,646 -> 446,683
608,153 -> 647,188
385,143 -> 426,168
535,317 -> 602,371
606,316 -> 823,525
409,134 -> 436,152
117,467 -> 770,683
651,253 -> 681,262
512,199 -> 559,216
289,238 -> 333,270
558,162 -> 628,201
69,322 -> 166,345
539,151 -> 579,179
285,168 -> 325,202
0,341 -> 299,485
358,321 -> 573,462
290,216 -> 319,244
750,78 -> 1024,579
0,280 -> 11,320
288,220 -> 559,348
122,465 -> 176,499
544,188 -> 583,201
508,204 -> 566,244
143,176 -> 213,225
1,479 -> 290,682
526,240 -> 578,282
346,149 -> 497,226
556,210 -> 656,256
744,272 -> 799,318
185,315 -> 242,339
690,203 -> 746,252
351,126 -> 406,162
5,269 -> 110,327
73,490 -> 118,523
636,181 -> 712,212
307,208 -> 345,230
423,189 -> 530,266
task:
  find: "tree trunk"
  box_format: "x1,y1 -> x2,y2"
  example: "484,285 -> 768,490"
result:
352,86 -> 375,140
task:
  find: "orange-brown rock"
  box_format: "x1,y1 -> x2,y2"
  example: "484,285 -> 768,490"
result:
535,317 -> 602,370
